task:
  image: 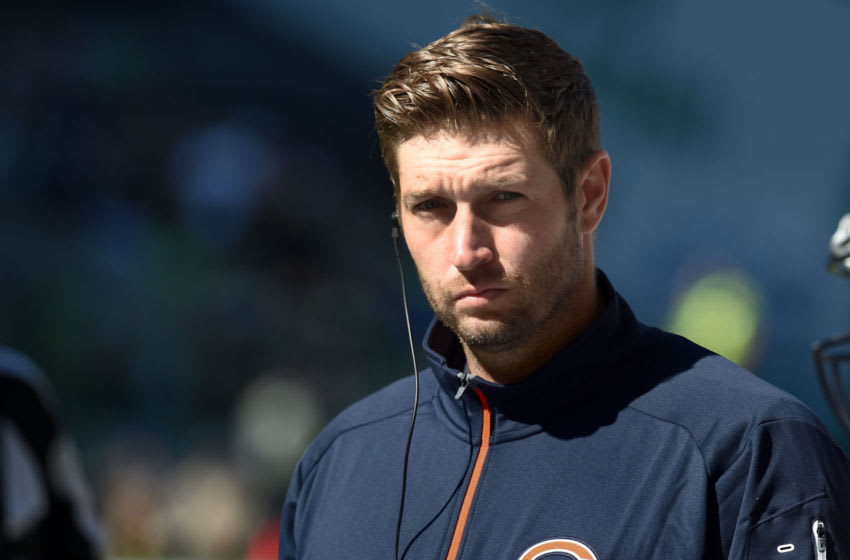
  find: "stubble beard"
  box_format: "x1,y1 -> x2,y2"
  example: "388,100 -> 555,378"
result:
419,225 -> 585,353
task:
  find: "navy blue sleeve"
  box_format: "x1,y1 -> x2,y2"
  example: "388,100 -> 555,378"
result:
279,461 -> 301,560
717,419 -> 850,559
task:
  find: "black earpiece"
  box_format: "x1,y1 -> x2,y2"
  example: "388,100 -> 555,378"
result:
391,210 -> 401,240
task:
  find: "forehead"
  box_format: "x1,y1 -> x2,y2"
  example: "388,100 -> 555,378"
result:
396,124 -> 549,187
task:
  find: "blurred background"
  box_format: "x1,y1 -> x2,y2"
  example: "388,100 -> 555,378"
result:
1,0 -> 849,557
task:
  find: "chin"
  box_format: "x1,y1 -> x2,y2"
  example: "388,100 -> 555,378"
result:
452,318 -> 528,352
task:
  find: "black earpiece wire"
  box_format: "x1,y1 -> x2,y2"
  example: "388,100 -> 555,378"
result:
392,211 -> 420,560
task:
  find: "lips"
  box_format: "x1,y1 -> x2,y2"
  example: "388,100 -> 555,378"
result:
453,287 -> 507,306
455,287 -> 501,299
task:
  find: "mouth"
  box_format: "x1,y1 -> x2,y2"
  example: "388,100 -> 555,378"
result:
453,287 -> 507,306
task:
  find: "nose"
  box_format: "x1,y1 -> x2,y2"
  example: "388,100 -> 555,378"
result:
449,208 -> 494,271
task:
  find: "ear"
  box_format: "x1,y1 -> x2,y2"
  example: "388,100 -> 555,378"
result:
576,150 -> 611,234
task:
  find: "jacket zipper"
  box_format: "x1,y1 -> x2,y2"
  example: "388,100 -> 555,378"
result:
446,385 -> 491,560
454,369 -> 471,400
812,519 -> 827,560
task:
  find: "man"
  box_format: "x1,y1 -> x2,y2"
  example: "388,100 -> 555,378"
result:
0,346 -> 103,558
280,17 -> 850,559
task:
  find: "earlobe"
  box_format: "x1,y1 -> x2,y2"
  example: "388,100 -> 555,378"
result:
577,151 -> 611,234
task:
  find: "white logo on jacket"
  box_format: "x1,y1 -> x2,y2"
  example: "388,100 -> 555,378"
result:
518,538 -> 598,560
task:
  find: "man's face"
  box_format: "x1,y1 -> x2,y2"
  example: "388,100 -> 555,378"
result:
396,124 -> 588,353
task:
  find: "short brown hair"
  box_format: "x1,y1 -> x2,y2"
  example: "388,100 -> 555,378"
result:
373,16 -> 600,197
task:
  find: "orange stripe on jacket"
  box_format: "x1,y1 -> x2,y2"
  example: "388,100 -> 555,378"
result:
445,386 -> 491,560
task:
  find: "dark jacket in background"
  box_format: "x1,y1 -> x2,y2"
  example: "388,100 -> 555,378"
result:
0,347 -> 102,559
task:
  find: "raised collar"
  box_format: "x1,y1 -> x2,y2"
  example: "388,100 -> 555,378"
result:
422,270 -> 645,440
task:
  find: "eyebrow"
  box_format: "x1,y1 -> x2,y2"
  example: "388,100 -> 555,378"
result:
399,168 -> 533,204
404,174 -> 529,194
402,191 -> 437,204
485,174 -> 528,186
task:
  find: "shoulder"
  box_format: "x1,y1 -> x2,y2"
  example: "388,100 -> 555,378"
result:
294,371 -> 435,478
624,328 -> 850,555
0,346 -> 48,387
631,326 -> 819,425
0,346 -> 59,419
628,327 -> 833,470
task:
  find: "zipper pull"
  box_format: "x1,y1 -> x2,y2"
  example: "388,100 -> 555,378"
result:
454,370 -> 471,400
812,519 -> 827,560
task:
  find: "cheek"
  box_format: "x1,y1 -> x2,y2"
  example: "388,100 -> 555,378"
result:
493,228 -> 537,266
502,221 -> 574,274
406,238 -> 442,277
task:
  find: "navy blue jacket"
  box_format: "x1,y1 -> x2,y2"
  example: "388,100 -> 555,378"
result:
280,274 -> 850,559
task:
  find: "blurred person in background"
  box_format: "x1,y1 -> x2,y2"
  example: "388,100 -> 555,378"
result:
0,346 -> 102,558
280,15 -> 850,560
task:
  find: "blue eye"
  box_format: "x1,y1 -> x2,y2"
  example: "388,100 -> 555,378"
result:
415,199 -> 444,211
495,191 -> 521,201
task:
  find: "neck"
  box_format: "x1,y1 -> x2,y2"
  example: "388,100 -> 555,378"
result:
463,266 -> 604,385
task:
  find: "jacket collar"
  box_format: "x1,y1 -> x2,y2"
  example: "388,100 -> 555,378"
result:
422,270 -> 644,439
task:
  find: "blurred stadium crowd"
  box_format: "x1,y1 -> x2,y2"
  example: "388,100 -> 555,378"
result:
0,1 -> 418,556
